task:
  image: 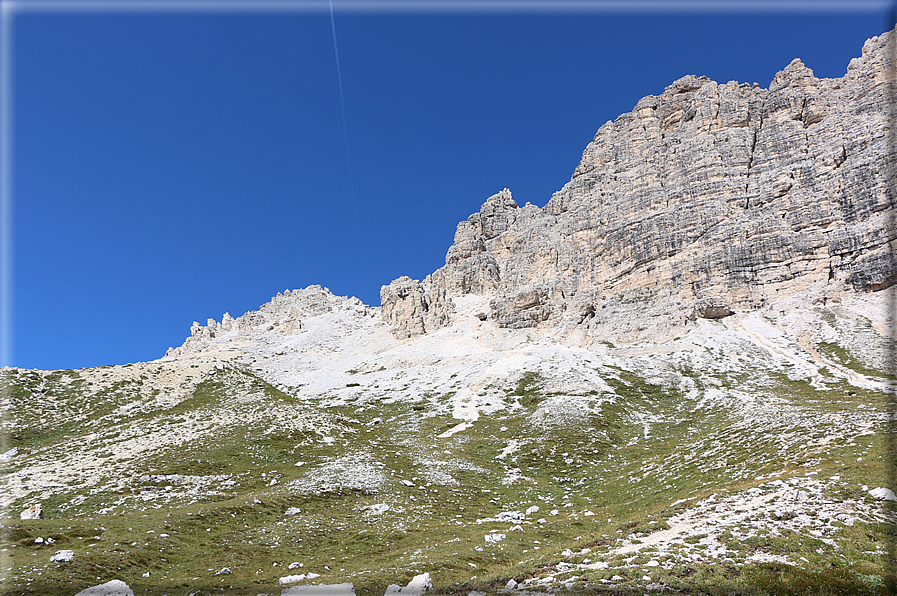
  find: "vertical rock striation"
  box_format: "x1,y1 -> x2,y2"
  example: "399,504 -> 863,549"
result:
379,276 -> 454,339
383,27 -> 896,343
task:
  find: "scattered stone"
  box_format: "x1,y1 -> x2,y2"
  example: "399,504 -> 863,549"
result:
285,507 -> 302,516
366,503 -> 390,515
74,580 -> 134,596
525,505 -> 540,515
288,562 -> 304,570
214,567 -> 232,575
0,447 -> 18,460
505,579 -> 518,590
485,533 -> 505,543
34,537 -> 44,544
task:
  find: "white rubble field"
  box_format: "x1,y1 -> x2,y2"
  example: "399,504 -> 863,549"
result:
1,285 -> 893,548
496,474 -> 897,588
162,285 -> 893,439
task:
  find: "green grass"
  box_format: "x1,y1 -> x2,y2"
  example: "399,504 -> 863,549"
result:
817,342 -> 896,380
2,357 -> 894,595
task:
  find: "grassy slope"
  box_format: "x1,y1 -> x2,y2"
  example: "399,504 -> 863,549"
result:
1,338 -> 895,596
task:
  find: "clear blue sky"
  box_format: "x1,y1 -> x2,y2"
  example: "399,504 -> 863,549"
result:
6,1 -> 894,370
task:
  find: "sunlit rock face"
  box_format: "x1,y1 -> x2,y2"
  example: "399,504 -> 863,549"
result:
389,29 -> 895,343
379,276 -> 454,339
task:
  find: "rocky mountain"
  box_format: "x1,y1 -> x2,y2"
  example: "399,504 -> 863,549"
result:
1,27 -> 895,596
382,28 -> 895,344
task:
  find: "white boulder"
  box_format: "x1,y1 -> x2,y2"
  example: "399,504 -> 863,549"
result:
281,583 -> 356,595
869,487 -> 897,501
384,572 -> 432,595
366,503 -> 390,515
74,580 -> 134,596
50,550 -> 74,563
20,504 -> 43,520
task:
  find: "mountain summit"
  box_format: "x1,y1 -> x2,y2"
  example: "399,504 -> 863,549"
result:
379,28 -> 894,344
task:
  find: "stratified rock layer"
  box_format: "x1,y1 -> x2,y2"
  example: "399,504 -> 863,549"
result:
379,276 -> 454,339
394,28 -> 896,343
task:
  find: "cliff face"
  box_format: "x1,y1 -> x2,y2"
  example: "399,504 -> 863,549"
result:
385,27 -> 896,342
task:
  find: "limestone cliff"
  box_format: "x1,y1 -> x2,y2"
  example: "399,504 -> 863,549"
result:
387,27 -> 896,343
379,276 -> 454,339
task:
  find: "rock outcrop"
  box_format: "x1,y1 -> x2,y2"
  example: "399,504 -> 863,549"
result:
379,276 -> 454,339
74,580 -> 134,596
384,27 -> 896,343
166,285 -> 372,358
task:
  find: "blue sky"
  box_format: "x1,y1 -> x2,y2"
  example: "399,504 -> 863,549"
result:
5,1 -> 894,370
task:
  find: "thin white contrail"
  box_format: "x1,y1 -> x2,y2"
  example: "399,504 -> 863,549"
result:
328,0 -> 369,284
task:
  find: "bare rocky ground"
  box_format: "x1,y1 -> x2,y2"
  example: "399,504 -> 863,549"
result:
1,284 -> 894,595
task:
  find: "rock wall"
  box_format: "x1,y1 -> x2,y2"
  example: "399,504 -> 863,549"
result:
379,276 -> 454,339
384,27 -> 896,343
